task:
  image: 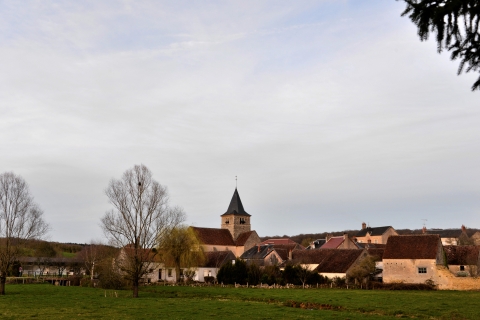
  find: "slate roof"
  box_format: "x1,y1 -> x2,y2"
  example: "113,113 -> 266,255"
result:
241,244 -> 299,262
240,245 -> 275,260
202,251 -> 236,268
292,249 -> 365,273
221,188 -> 250,216
356,226 -> 392,237
443,245 -> 480,265
383,235 -> 441,259
426,229 -> 468,238
191,227 -> 236,246
235,231 -> 255,246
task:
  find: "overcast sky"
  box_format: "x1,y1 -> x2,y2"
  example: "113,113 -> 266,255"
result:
1,1 -> 479,244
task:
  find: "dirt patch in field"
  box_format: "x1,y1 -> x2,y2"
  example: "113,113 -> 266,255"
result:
283,300 -> 343,311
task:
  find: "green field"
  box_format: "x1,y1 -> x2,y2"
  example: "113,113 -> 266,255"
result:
1,284 -> 479,319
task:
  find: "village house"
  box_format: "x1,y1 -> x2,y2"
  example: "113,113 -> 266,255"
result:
193,251 -> 236,282
321,234 -> 358,249
382,234 -> 445,284
18,257 -> 84,277
471,231 -> 480,245
240,245 -> 286,266
425,225 -> 473,245
355,223 -> 398,244
443,245 -> 480,277
292,249 -> 367,280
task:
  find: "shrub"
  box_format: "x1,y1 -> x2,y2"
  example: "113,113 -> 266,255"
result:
67,275 -> 83,286
98,266 -> 126,290
217,259 -> 248,285
203,276 -> 215,284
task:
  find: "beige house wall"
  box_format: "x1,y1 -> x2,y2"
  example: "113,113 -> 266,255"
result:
264,251 -> 283,266
243,231 -> 261,252
383,259 -> 438,284
320,272 -> 346,279
357,227 -> 397,244
301,263 -> 319,271
448,265 -> 478,277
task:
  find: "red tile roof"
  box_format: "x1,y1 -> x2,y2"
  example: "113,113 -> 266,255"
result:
444,245 -> 479,265
320,236 -> 345,249
383,235 -> 441,259
191,227 -> 235,246
235,231 -> 255,246
366,248 -> 385,259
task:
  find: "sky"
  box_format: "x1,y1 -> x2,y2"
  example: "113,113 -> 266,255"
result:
1,1 -> 479,244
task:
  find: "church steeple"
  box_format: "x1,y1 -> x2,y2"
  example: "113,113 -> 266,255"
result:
222,188 -> 251,217
221,188 -> 251,240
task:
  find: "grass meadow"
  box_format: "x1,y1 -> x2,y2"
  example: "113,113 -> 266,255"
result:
1,283 -> 479,319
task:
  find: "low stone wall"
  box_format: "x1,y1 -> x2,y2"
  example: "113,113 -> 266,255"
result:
435,266 -> 480,290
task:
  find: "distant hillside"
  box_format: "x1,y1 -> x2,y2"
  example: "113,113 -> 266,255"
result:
16,239 -> 87,258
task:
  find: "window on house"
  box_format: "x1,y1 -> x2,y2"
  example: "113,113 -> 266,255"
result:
225,219 -> 229,224
460,265 -> 465,271
168,269 -> 172,277
240,218 -> 245,224
418,267 -> 427,274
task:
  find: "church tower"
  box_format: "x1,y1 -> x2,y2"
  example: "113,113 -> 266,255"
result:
221,188 -> 251,240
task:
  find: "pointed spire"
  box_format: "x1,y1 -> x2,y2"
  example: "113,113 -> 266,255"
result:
222,188 -> 251,216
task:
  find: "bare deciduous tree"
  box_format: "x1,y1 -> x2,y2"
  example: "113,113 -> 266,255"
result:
0,172 -> 49,295
101,164 -> 185,298
78,241 -> 105,280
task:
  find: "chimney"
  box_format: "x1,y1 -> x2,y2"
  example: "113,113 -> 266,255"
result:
362,222 -> 367,230
343,233 -> 350,248
461,225 -> 466,232
257,245 -> 260,253
326,234 -> 331,241
288,249 -> 292,260
422,226 -> 427,234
